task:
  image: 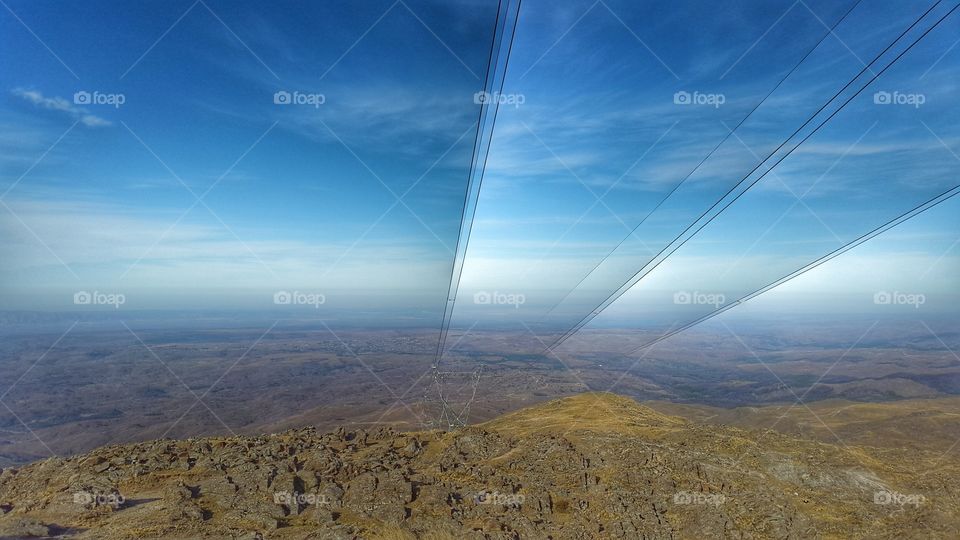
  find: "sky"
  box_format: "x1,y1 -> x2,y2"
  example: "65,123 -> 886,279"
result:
1,0 -> 957,340
1,0 -> 498,318
449,0 -> 960,338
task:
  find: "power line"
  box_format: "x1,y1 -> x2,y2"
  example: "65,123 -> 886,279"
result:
542,0 -> 867,320
433,0 -> 523,382
548,0 -> 958,351
624,184 -> 960,355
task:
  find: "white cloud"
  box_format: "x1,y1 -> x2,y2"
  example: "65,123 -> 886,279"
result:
12,88 -> 111,127
0,196 -> 451,297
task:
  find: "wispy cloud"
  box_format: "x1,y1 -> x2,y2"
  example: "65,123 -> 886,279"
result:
0,196 -> 451,294
12,88 -> 111,127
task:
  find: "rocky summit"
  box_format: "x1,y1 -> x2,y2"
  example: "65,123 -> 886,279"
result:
0,393 -> 957,539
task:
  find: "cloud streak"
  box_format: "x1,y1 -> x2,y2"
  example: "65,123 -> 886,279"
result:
12,89 -> 111,127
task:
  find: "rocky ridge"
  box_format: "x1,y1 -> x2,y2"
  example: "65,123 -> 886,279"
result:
0,393 -> 957,538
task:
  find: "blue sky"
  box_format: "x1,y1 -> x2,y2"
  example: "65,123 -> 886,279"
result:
449,0 -> 960,336
1,0 -> 957,339
1,0 -> 497,316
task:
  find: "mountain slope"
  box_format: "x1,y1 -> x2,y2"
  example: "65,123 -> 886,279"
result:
647,396 -> 960,453
0,393 -> 957,539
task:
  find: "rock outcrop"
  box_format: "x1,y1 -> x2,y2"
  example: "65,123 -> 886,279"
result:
0,393 -> 956,538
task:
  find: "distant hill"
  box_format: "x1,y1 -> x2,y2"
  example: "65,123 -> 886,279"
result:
1,393 -> 957,538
